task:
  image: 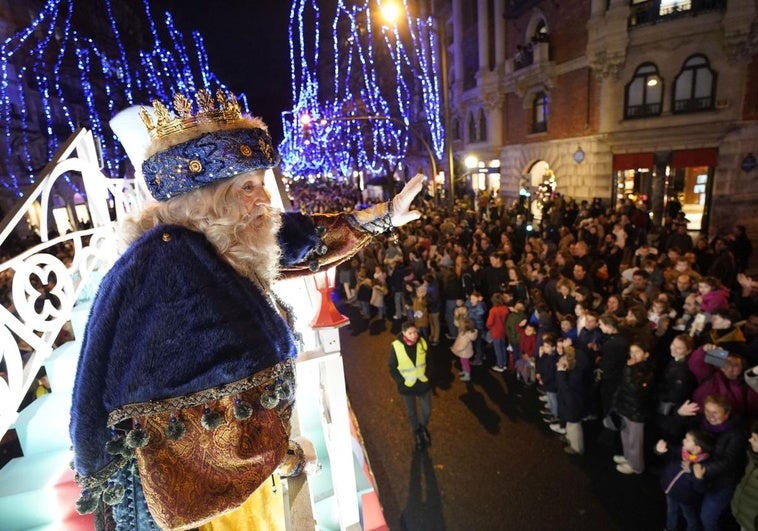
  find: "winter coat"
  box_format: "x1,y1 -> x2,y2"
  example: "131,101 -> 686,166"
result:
518,328 -> 537,359
655,357 -> 697,441
505,310 -> 527,345
658,445 -> 707,504
370,284 -> 387,308
466,300 -> 487,331
700,288 -> 730,313
689,346 -> 758,419
702,416 -> 747,491
614,360 -> 655,422
412,297 -> 429,328
486,305 -> 509,340
536,352 -> 559,393
598,333 -> 631,416
451,329 -> 478,360
557,365 -> 585,423
732,449 -> 758,531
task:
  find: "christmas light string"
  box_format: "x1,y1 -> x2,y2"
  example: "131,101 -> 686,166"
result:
0,0 -> 241,197
279,0 -> 444,181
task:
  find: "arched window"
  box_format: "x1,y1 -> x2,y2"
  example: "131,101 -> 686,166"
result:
467,113 -> 477,143
534,20 -> 549,43
478,109 -> 487,142
452,118 -> 461,141
624,63 -> 663,119
532,91 -> 548,133
673,54 -> 716,113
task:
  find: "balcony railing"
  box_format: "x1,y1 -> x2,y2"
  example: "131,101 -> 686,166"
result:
629,0 -> 727,27
673,96 -> 714,113
625,102 -> 662,118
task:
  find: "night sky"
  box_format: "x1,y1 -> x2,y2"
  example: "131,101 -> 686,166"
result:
153,0 -> 294,143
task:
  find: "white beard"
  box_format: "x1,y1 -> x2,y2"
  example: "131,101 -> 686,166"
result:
239,206 -> 282,287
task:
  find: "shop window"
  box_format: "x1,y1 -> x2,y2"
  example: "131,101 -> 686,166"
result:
467,113 -> 477,143
478,109 -> 487,142
532,91 -> 548,133
672,55 -> 716,113
624,63 -> 663,119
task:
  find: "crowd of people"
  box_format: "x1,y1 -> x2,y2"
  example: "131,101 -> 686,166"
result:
318,184 -> 758,531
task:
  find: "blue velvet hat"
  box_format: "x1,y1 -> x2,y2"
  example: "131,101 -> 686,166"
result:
139,90 -> 280,201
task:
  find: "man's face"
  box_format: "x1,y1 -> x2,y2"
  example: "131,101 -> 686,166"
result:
676,275 -> 692,292
632,275 -> 647,290
585,315 -> 598,330
573,264 -> 586,280
683,295 -> 699,315
237,171 -> 271,215
710,314 -> 731,330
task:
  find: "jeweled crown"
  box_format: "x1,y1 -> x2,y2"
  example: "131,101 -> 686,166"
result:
139,89 -> 242,140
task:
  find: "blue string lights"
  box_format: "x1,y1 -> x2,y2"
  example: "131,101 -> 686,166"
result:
279,0 -> 444,180
0,0 -> 242,197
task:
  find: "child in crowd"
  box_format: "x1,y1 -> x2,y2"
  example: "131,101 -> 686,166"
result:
655,430 -> 713,531
559,314 -> 578,344
355,270 -> 373,319
697,276 -> 730,314
515,321 -> 538,385
466,291 -> 487,366
536,334 -> 560,423
513,319 -> 537,384
451,318 -> 478,382
453,299 -> 469,333
412,283 -> 430,339
486,292 -> 509,372
505,300 -> 527,371
614,343 -> 655,475
370,277 -> 388,321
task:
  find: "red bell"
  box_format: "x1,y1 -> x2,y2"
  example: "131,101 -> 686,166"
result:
310,268 -> 350,329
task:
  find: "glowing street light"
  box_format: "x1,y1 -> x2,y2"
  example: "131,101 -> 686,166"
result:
381,1 -> 455,210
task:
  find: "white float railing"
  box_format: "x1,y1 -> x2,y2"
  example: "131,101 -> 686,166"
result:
0,128 -> 142,440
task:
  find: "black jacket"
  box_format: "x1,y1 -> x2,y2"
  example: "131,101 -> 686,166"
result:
599,333 -> 631,416
702,416 -> 747,491
614,360 -> 655,422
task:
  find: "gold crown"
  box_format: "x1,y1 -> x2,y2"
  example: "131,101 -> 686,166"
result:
139,89 -> 242,140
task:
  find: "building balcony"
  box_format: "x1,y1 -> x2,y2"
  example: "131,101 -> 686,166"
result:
505,42 -> 555,98
629,0 -> 727,27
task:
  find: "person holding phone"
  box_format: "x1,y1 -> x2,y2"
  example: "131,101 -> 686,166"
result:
682,344 -> 758,420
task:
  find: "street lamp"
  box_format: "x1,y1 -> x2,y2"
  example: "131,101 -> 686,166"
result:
381,2 -> 455,210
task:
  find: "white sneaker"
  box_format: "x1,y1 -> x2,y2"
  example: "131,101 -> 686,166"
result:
491,365 -> 505,373
538,395 -> 549,403
460,373 -> 471,382
613,455 -> 628,465
549,423 -> 567,434
616,463 -> 640,475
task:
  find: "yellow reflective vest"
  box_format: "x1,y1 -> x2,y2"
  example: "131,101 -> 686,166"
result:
392,338 -> 428,387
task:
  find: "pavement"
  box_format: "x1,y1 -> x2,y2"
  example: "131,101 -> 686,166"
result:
337,302 -> 740,531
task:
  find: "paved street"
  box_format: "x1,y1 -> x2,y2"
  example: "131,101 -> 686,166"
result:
338,303 -> 673,531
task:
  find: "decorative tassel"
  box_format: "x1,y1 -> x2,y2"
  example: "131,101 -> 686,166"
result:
259,389 -> 279,410
201,407 -> 223,430
75,489 -> 100,514
165,415 -> 186,440
125,423 -> 150,449
276,381 -> 294,401
102,480 -> 125,506
233,398 -> 253,420
105,433 -> 126,456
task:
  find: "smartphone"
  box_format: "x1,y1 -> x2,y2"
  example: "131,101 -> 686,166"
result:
704,346 -> 729,367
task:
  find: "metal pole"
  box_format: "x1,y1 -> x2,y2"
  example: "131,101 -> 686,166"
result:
437,18 -> 455,211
